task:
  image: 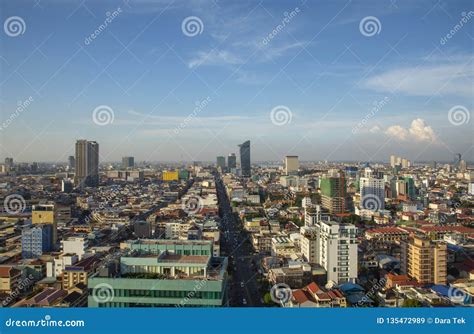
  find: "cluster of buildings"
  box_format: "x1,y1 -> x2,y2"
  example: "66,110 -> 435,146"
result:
0,136 -> 472,308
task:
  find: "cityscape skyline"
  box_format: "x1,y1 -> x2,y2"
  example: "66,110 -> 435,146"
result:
1,0 -> 472,163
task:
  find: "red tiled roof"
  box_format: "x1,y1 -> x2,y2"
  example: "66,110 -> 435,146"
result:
292,289 -> 312,304
366,227 -> 408,234
306,282 -> 321,294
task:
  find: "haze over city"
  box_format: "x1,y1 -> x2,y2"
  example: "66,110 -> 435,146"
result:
1,0 -> 472,163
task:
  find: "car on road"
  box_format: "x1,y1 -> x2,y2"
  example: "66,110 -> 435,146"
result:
242,298 -> 247,305
240,281 -> 245,288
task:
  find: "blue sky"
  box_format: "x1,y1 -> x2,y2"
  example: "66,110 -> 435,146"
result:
0,0 -> 473,163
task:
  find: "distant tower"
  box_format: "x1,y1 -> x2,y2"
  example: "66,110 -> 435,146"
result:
454,153 -> 462,167
75,140 -> 99,187
216,156 -> 226,172
238,141 -> 251,177
284,156 -> 299,175
68,156 -> 75,170
122,156 -> 134,169
227,153 -> 237,171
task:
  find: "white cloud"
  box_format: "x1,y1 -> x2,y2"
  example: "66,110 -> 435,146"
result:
385,118 -> 436,142
385,125 -> 409,140
364,63 -> 473,97
188,49 -> 243,68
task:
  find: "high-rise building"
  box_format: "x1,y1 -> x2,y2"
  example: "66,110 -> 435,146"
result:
320,169 -> 346,214
75,140 -> 99,188
400,235 -> 447,285
227,153 -> 237,170
21,224 -> 53,259
454,153 -> 462,167
238,140 -> 251,177
318,221 -> 357,284
390,155 -> 397,168
284,156 -> 299,175
4,157 -> 13,168
300,226 -> 319,264
68,155 -> 75,170
61,179 -> 74,193
32,203 -> 58,246
216,156 -> 226,172
122,156 -> 134,169
360,169 -> 385,212
88,240 -> 228,307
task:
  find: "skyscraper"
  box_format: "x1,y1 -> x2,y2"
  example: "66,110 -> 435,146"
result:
227,153 -> 236,170
320,169 -> 346,214
75,140 -> 99,188
360,169 -> 385,212
238,140 -> 251,177
68,155 -> 75,170
122,156 -> 134,169
216,156 -> 226,172
284,156 -> 299,175
400,235 -> 447,285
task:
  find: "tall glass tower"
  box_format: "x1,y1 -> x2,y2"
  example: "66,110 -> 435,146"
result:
238,140 -> 251,177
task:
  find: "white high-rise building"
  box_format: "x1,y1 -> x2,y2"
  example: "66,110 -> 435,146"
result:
319,221 -> 358,284
300,226 -> 319,264
61,237 -> 88,260
301,196 -> 312,209
360,176 -> 385,212
284,156 -> 299,175
304,205 -> 321,227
